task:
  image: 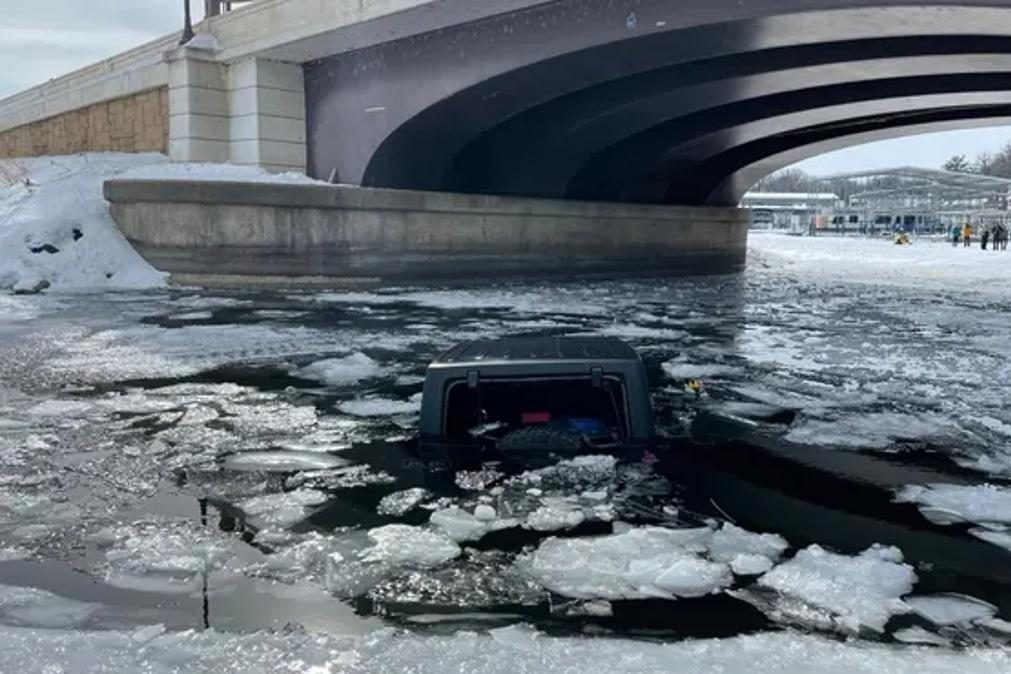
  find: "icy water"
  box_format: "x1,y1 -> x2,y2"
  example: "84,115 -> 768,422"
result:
2,234 -> 1011,657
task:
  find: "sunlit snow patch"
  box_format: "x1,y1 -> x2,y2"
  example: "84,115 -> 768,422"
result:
748,544 -> 916,633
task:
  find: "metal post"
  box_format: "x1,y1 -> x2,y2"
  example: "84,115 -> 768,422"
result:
180,0 -> 195,45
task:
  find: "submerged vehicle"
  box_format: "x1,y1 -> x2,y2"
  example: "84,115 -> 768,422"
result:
419,336 -> 653,454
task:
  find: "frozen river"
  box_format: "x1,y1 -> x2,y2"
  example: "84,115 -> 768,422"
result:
2,233 -> 1011,671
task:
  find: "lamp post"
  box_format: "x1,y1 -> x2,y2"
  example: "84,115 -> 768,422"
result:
180,0 -> 195,45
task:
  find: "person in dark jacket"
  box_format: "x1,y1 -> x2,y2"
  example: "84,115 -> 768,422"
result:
982,227 -> 991,250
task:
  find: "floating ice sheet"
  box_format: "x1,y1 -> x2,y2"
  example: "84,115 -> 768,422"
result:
338,397 -> 421,417
896,483 -> 1011,527
906,594 -> 998,626
522,525 -> 787,600
238,488 -> 329,529
295,352 -> 388,385
755,544 -> 916,633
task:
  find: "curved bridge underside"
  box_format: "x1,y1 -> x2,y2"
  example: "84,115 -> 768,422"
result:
305,0 -> 1011,206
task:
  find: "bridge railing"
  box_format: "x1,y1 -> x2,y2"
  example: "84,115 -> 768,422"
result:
205,0 -> 257,17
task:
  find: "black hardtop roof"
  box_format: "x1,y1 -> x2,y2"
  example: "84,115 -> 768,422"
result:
432,336 -> 640,366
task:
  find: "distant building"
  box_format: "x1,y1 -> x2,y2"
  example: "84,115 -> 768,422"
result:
740,192 -> 839,233
815,167 -> 1011,235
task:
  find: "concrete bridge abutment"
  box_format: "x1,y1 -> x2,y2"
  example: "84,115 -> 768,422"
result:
103,179 -> 747,286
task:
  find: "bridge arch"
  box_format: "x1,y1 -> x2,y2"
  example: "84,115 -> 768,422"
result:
303,0 -> 1011,205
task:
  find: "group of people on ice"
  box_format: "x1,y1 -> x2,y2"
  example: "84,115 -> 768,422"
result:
950,222 -> 1009,250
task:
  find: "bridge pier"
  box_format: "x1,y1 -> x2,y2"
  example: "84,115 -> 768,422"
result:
167,43 -> 306,173
103,180 -> 747,286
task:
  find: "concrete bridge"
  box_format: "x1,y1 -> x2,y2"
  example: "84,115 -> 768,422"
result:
5,0 -> 1011,281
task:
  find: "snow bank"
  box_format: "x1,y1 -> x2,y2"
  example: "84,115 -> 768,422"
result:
524,524 -> 786,600
0,623 -> 1009,674
0,154 -> 168,290
754,544 -> 916,633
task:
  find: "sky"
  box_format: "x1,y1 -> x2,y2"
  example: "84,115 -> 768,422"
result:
3,2 -> 1011,177
0,1 -> 205,99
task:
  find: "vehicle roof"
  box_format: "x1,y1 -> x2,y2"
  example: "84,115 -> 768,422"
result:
431,336 -> 640,366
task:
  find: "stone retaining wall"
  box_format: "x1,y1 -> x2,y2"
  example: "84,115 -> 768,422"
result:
0,89 -> 168,159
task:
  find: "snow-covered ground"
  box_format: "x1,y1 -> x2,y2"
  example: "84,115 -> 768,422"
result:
0,154 -> 326,292
749,231 -> 1011,295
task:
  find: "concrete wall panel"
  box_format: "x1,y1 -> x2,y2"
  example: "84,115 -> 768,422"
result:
104,179 -> 747,283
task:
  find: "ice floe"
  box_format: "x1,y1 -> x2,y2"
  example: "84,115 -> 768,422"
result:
896,483 -> 1011,526
0,585 -> 100,629
377,488 -> 430,517
294,352 -> 388,385
523,524 -> 785,600
786,413 -> 954,449
222,450 -> 348,473
751,544 -> 916,633
238,489 -> 329,529
338,397 -> 421,417
906,594 -> 998,626
324,525 -> 462,597
430,507 -> 520,542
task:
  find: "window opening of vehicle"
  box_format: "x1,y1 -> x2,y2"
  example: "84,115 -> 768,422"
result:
443,375 -> 629,443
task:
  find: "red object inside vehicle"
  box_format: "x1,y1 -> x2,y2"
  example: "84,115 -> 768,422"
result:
521,411 -> 551,424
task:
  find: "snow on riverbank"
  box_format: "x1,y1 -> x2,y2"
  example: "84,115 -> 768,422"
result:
0,154 -> 168,291
0,153 -> 328,293
748,231 -> 1011,294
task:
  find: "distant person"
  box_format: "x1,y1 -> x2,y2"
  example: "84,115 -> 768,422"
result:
949,224 -> 961,247
982,227 -> 990,250
962,222 -> 973,247
998,225 -> 1009,251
